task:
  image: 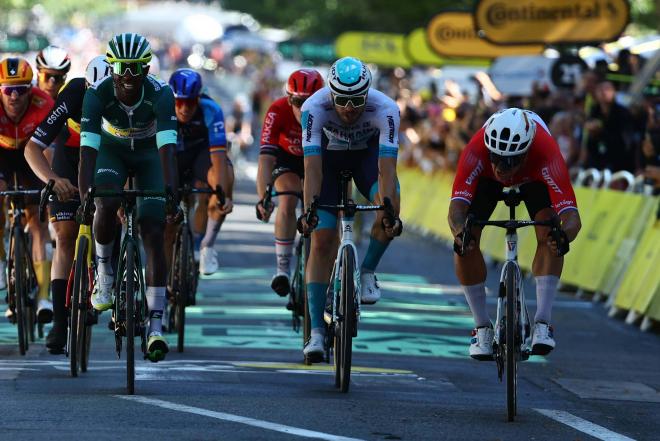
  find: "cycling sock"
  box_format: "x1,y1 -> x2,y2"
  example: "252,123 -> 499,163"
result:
146,286 -> 165,334
200,218 -> 220,248
34,260 -> 51,301
51,279 -> 67,327
462,282 -> 491,327
275,237 -> 294,275
361,236 -> 389,272
534,275 -> 558,324
307,282 -> 329,329
96,240 -> 115,276
311,327 -> 325,337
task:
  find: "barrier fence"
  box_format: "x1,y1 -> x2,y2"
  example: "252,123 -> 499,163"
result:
398,166 -> 660,331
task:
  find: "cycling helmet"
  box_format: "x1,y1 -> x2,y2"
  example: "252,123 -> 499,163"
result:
168,68 -> 202,99
85,56 -> 112,85
483,108 -> 536,156
105,33 -> 152,63
35,45 -> 71,72
0,57 -> 34,85
286,69 -> 324,97
327,57 -> 371,96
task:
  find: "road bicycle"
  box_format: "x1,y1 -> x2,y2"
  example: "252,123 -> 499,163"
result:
258,183 -> 310,359
2,180 -> 52,355
456,187 -> 568,421
301,170 -> 398,392
167,184 -> 224,353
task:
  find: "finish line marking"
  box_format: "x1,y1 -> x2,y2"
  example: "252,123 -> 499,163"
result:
534,409 -> 636,441
116,395 -> 365,441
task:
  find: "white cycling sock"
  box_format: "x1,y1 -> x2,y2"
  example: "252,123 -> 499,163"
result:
201,218 -> 220,249
147,286 -> 165,334
275,238 -> 294,276
96,240 -> 114,276
462,282 -> 491,328
534,275 -> 558,324
311,327 -> 325,337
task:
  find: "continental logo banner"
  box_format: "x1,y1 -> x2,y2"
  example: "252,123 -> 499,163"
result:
474,0 -> 630,45
335,32 -> 411,68
404,28 -> 490,67
427,12 -> 544,59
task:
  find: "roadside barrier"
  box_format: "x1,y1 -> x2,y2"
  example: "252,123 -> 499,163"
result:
398,166 -> 660,331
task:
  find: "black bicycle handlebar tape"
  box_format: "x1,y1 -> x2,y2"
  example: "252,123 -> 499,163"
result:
39,179 -> 56,222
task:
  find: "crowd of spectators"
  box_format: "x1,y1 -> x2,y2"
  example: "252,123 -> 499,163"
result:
384,51 -> 660,191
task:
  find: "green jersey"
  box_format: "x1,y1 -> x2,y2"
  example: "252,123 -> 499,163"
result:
80,74 -> 177,150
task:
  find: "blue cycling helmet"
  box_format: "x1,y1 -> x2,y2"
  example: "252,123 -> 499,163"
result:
328,57 -> 371,96
169,68 -> 202,99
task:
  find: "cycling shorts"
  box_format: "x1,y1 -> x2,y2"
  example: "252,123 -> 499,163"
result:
0,149 -> 43,204
273,149 -> 304,181
49,146 -> 81,222
176,147 -> 234,187
468,178 -> 552,222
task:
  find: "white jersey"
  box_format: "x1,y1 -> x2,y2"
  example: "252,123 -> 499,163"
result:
301,87 -> 400,158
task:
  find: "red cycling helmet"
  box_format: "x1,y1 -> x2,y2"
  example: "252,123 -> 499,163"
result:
286,69 -> 324,97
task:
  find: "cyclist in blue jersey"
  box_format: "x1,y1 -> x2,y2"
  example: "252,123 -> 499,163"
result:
167,68 -> 233,275
298,57 -> 403,360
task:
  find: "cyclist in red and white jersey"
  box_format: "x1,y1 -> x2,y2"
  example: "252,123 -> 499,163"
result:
256,69 -> 324,296
448,108 -> 582,359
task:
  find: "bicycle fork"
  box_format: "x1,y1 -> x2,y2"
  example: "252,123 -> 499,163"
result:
329,218 -> 361,326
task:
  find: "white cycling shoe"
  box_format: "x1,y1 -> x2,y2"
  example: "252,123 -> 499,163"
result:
91,274 -> 114,311
469,326 -> 494,361
303,333 -> 324,363
360,272 -> 381,304
200,246 -> 219,275
532,322 -> 555,355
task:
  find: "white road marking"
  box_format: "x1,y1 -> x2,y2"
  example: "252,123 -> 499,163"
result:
116,395 -> 365,441
534,408 -> 636,441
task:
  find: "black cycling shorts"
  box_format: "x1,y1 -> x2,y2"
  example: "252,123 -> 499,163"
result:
272,149 -> 304,181
468,178 -> 552,222
49,146 -> 81,222
177,148 -> 233,186
0,149 -> 44,204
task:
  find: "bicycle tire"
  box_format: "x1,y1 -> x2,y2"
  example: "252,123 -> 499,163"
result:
125,240 -> 136,395
176,228 -> 192,353
505,262 -> 517,422
339,246 -> 356,393
70,236 -> 89,377
81,323 -> 92,373
13,227 -> 28,355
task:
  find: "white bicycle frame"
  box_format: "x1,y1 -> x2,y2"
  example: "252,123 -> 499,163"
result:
329,215 -> 361,324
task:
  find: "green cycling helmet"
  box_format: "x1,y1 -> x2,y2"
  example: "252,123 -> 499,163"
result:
105,33 -> 152,63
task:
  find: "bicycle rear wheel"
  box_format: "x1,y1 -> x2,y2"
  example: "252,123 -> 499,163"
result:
338,246 -> 356,393
176,228 -> 193,353
12,227 -> 28,355
504,262 -> 518,422
125,241 -> 136,395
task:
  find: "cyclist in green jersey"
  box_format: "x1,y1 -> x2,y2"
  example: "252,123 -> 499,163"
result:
79,33 -> 178,362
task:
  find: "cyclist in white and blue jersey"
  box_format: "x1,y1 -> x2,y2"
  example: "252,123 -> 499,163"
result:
298,57 -> 403,360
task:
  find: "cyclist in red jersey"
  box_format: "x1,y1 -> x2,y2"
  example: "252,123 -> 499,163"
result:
0,57 -> 55,324
448,108 -> 582,359
256,69 -> 324,296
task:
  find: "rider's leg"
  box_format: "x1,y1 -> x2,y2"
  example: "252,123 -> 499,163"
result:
453,228 -> 490,327
272,172 -> 302,292
531,207 -> 563,324
26,205 -> 53,321
47,219 -> 77,349
306,217 -> 339,333
141,219 -> 167,335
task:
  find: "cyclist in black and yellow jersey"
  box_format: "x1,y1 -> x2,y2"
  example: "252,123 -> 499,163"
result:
24,56 -> 112,354
79,33 -> 179,362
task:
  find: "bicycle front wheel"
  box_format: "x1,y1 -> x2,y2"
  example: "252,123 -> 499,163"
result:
176,228 -> 193,353
338,246 -> 356,393
70,236 -> 90,377
125,241 -> 136,395
12,227 -> 28,355
504,262 -> 518,422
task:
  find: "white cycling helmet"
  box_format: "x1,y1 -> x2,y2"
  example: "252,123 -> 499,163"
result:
85,56 -> 112,85
328,57 -> 371,96
483,108 -> 536,156
36,45 -> 71,72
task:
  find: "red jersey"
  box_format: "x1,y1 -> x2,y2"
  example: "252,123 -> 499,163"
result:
0,87 -> 54,150
452,116 -> 578,215
260,97 -> 302,156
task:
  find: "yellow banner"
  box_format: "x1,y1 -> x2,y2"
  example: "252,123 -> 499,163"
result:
335,32 -> 411,68
404,28 -> 490,67
427,12 -> 545,59
474,0 -> 630,45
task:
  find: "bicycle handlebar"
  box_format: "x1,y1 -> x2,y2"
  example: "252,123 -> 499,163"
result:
0,180 -> 55,223
256,183 -> 303,221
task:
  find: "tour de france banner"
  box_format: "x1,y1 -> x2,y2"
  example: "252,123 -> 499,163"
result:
426,11 -> 544,59
474,0 -> 630,45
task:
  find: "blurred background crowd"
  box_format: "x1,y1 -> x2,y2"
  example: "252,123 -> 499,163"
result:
1,0 -> 659,187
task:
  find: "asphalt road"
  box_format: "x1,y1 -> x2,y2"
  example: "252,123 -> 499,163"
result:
0,176 -> 658,441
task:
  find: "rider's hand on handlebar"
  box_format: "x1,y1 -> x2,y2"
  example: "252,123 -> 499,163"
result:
546,228 -> 570,257
453,231 -> 476,256
296,211 -> 318,237
218,197 -> 233,215
382,215 -> 403,238
52,177 -> 78,202
256,199 -> 273,222
75,204 -> 95,225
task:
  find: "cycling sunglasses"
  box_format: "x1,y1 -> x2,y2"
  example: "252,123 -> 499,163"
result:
489,152 -> 526,170
332,93 -> 367,108
38,72 -> 66,83
0,84 -> 31,96
175,97 -> 199,107
111,61 -> 146,77
289,96 -> 307,108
